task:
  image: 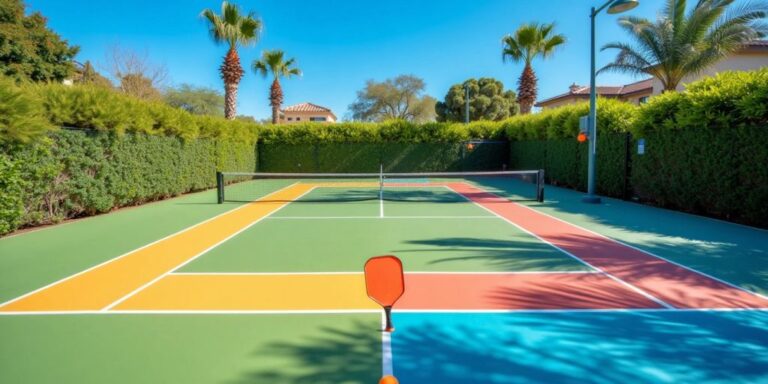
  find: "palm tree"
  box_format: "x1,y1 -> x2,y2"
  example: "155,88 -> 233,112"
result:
252,50 -> 302,124
600,0 -> 767,92
201,2 -> 262,120
502,23 -> 566,114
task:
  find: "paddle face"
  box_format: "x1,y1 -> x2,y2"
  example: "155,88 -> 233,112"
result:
364,255 -> 405,307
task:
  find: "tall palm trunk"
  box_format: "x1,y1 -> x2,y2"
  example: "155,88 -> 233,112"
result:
517,63 -> 538,115
221,47 -> 245,120
269,77 -> 284,124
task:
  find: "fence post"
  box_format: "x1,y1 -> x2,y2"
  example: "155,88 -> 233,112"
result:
216,171 -> 224,204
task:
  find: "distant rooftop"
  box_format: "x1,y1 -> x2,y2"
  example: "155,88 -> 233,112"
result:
282,102 -> 333,113
535,78 -> 653,107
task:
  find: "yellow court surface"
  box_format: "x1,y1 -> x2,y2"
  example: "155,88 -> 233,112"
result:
0,183 -> 314,312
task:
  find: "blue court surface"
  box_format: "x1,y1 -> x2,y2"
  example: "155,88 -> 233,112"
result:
391,311 -> 768,383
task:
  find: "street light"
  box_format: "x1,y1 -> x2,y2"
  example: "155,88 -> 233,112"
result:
583,0 -> 639,204
464,83 -> 470,124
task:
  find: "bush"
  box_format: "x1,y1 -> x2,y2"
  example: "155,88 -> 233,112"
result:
507,99 -> 637,194
631,69 -> 768,226
0,82 -> 260,235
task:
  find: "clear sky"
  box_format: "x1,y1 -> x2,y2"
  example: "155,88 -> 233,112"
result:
26,0 -> 668,120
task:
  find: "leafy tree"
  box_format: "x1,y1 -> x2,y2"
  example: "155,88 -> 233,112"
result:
600,0 -> 767,92
164,84 -> 224,116
502,23 -> 566,114
348,75 -> 437,122
201,1 -> 262,120
436,78 -> 519,122
252,50 -> 301,124
0,0 -> 79,82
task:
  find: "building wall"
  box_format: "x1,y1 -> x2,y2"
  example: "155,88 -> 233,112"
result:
537,97 -> 589,110
281,110 -> 337,124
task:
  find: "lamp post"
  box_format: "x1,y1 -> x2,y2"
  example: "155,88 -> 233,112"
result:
583,0 -> 639,204
464,83 -> 470,124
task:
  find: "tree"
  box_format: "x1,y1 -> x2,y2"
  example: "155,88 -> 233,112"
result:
201,1 -> 262,120
348,75 -> 437,122
0,0 -> 79,82
74,61 -> 112,88
105,45 -> 167,100
252,50 -> 301,124
600,0 -> 767,92
502,23 -> 566,114
164,84 -> 225,116
436,78 -> 519,122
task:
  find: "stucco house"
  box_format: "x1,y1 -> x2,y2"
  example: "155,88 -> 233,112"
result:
535,40 -> 768,110
280,102 -> 337,123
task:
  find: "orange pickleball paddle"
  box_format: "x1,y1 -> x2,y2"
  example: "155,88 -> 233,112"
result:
364,255 -> 405,333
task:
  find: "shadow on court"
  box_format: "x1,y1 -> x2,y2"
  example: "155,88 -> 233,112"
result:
392,311 -> 768,383
398,237 -> 587,271
230,320 -> 381,384
471,179 -> 768,296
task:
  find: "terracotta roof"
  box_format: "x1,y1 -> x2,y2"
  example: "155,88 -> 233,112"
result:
282,102 -> 333,113
535,78 -> 653,107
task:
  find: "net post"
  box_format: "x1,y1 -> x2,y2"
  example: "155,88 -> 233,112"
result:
537,169 -> 545,202
379,164 -> 384,200
216,171 -> 224,204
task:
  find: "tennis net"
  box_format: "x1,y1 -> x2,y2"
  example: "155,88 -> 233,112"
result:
216,169 -> 545,204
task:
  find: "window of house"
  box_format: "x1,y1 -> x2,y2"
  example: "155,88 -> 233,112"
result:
639,96 -> 649,104
295,117 -> 301,121
287,117 -> 293,121
310,117 -> 327,122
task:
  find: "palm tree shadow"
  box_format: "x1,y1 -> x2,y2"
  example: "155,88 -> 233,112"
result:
229,320 -> 381,384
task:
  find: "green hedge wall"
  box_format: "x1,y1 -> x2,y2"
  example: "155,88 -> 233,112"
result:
258,141 -> 509,173
629,69 -> 768,227
0,81 -> 260,235
1,129 -> 255,233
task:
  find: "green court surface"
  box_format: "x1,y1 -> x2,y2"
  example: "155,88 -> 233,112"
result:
1,178 -> 767,383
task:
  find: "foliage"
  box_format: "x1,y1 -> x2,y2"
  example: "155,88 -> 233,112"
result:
600,0 -> 767,91
436,78 -> 520,122
503,98 -> 638,140
0,130 -> 257,235
0,0 -> 79,82
202,1 -> 263,119
257,120 -> 506,145
502,23 -> 566,114
164,84 -> 225,116
0,77 -> 53,144
106,45 -> 167,100
348,75 -> 437,122
74,61 -> 113,88
252,50 -> 302,123
633,68 -> 768,136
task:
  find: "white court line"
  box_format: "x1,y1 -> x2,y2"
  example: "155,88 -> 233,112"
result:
101,186 -> 317,311
266,216 -> 498,220
381,312 -> 394,377
0,182 -> 301,310
1,307 -> 766,316
443,185 -> 675,310
170,271 -> 598,276
511,200 -> 768,302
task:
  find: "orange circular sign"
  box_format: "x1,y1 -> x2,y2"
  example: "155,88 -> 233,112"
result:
577,133 -> 588,143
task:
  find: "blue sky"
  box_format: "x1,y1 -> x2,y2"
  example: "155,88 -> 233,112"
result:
27,0 -> 667,120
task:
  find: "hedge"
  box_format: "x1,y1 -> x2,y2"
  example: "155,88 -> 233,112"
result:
1,129 -> 256,233
630,69 -> 768,226
258,141 -> 509,173
507,99 -> 636,195
0,81 -> 259,235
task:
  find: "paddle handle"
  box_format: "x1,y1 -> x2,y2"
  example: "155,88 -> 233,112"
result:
384,306 -> 394,333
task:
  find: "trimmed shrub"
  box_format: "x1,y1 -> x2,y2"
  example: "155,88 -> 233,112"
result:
631,69 -> 768,226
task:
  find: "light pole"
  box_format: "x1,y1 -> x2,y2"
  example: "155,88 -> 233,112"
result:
583,0 -> 639,204
464,83 -> 470,124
